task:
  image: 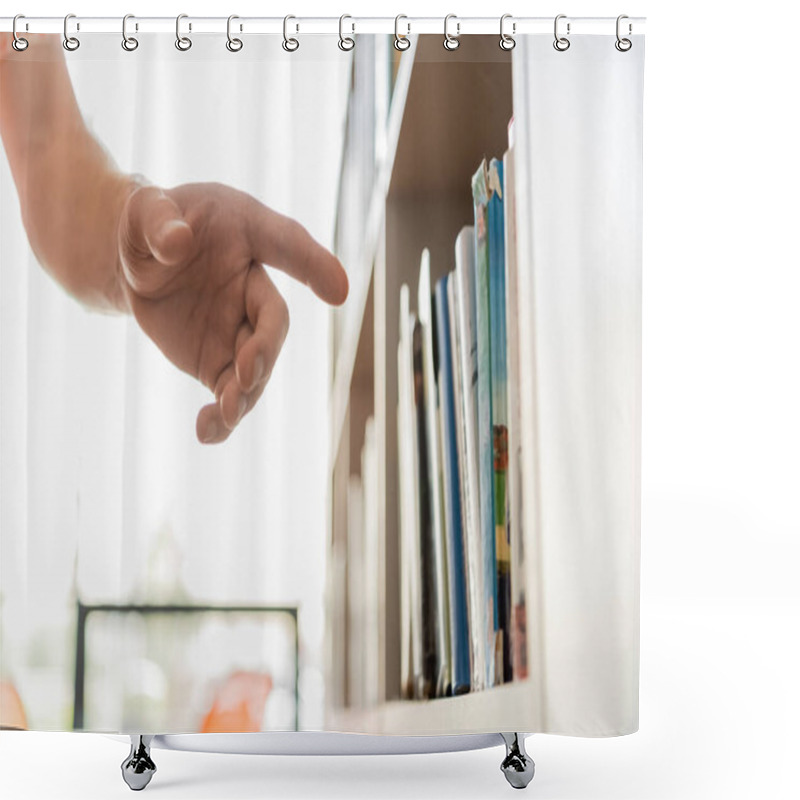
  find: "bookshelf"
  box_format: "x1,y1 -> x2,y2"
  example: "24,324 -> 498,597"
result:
326,35 -> 538,736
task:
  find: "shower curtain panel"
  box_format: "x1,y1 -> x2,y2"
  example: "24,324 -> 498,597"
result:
0,21 -> 645,747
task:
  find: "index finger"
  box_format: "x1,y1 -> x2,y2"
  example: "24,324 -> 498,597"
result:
245,199 -> 349,306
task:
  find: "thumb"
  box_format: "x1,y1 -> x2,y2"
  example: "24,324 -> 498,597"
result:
119,185 -> 194,288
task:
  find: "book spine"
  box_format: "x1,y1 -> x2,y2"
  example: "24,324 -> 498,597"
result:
412,317 -> 439,699
397,338 -> 413,700
471,161 -> 499,689
397,285 -> 423,698
447,272 -> 475,692
455,226 -> 485,693
397,284 -> 422,699
435,277 -> 471,695
418,250 -> 451,698
488,158 -> 512,684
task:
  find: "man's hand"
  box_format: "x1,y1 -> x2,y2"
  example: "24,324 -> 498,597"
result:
117,182 -> 348,444
1,35 -> 348,445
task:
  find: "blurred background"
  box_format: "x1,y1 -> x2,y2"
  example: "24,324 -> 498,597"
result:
0,33 -> 352,733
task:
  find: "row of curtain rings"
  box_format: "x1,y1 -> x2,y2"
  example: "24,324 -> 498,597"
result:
9,13 -> 634,54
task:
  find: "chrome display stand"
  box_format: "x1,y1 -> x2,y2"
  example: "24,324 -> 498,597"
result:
120,732 -> 535,791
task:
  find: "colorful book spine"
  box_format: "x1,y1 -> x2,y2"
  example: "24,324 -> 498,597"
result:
487,157 -> 512,684
447,271 -> 475,691
395,134 -> 525,699
435,276 -> 471,695
471,161 -> 499,688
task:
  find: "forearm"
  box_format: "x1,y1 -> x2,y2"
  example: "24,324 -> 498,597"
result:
0,33 -> 134,312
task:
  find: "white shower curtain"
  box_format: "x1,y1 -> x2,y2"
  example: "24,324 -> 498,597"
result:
0,34 -> 350,731
1,25 -> 644,740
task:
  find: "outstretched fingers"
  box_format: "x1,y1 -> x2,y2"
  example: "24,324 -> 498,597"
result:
196,362 -> 248,445
196,399 -> 229,445
236,264 -> 290,394
245,198 -> 348,306
195,265 -> 290,444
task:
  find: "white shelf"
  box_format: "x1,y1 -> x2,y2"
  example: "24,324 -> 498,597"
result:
327,680 -> 537,736
327,34 -> 527,735
329,42 -> 416,462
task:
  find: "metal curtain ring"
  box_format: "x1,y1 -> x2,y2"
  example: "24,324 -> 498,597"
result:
12,15 -> 28,51
226,15 -> 243,52
63,14 -> 80,51
553,14 -> 570,51
121,14 -> 138,51
338,14 -> 355,51
443,14 -> 460,51
394,15 -> 410,51
283,15 -> 299,52
176,13 -> 192,51
499,13 -> 515,51
615,14 -> 632,51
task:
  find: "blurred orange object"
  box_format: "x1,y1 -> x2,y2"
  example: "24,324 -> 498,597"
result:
199,670 -> 273,733
0,680 -> 28,730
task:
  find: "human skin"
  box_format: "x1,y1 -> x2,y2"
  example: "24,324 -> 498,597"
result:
0,33 -> 348,444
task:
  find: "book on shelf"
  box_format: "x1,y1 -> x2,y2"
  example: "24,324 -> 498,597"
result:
411,308 -> 440,699
398,284 -> 443,700
454,225 -> 486,693
488,156 -> 513,686
398,285 -> 422,700
339,116 -> 529,705
417,250 -> 453,699
471,160 -> 500,688
392,130 -> 528,699
446,270 -> 473,691
434,275 -> 471,696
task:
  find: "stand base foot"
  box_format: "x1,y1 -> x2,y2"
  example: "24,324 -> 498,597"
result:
500,733 -> 535,789
121,735 -> 157,791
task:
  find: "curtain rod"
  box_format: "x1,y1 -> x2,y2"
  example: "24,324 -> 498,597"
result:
0,16 -> 646,36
